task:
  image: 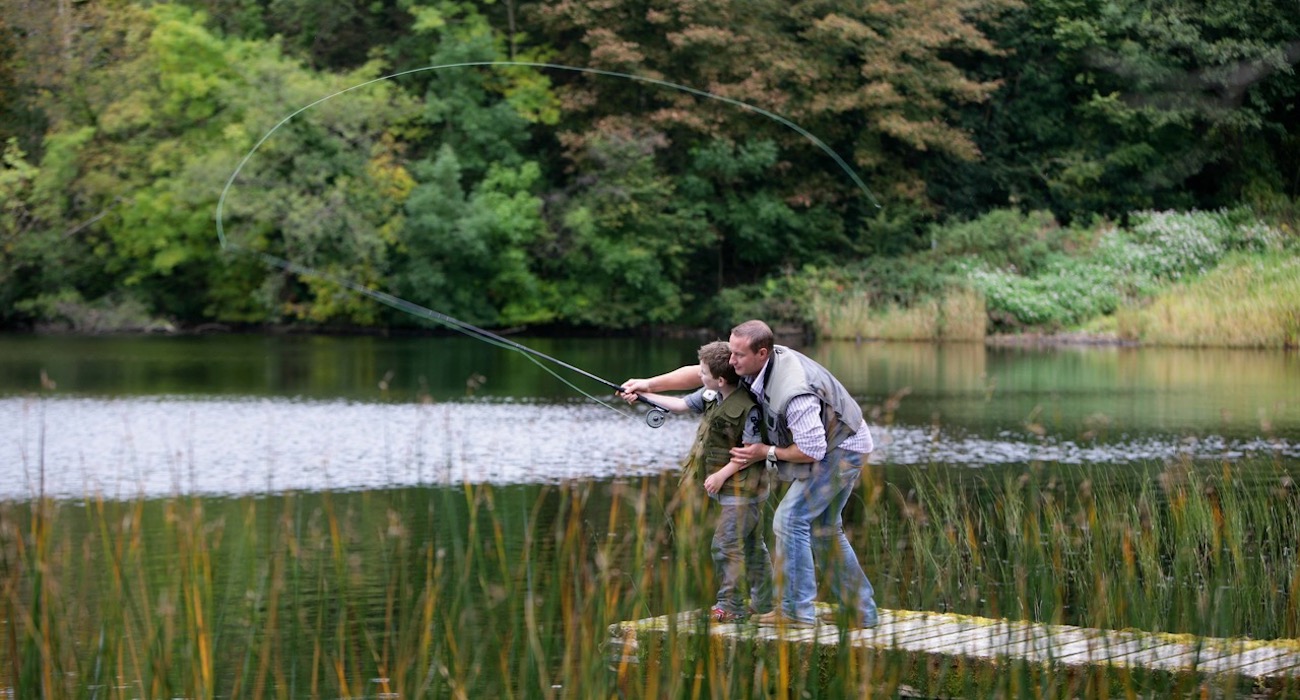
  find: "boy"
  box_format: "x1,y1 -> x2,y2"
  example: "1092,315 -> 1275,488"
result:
622,341 -> 774,622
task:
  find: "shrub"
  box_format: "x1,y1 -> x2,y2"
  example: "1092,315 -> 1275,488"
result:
969,208 -> 1286,330
929,209 -> 1067,276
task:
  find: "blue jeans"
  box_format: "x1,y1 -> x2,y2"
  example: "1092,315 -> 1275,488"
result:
712,501 -> 774,615
771,449 -> 877,625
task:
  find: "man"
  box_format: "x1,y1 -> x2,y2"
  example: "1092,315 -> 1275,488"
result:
621,319 -> 877,628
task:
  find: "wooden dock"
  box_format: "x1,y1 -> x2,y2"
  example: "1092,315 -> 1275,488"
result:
606,607 -> 1300,697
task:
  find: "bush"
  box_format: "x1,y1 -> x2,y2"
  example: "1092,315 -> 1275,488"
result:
969,261 -> 1120,330
968,208 -> 1286,329
929,209 -> 1081,277
766,207 -> 1292,341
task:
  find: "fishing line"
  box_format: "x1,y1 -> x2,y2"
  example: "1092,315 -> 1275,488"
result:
215,61 -> 880,421
253,251 -> 641,419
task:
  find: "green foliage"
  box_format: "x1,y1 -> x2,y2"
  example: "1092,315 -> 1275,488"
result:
712,266 -> 842,330
0,0 -> 1297,334
394,146 -> 552,327
962,208 -> 1288,330
969,261 -> 1121,328
0,17 -> 22,147
0,138 -> 42,323
681,138 -> 848,282
223,0 -> 414,70
936,0 -> 1300,222
546,131 -> 709,328
930,209 -> 1080,277
797,207 -> 1293,338
540,0 -> 1013,220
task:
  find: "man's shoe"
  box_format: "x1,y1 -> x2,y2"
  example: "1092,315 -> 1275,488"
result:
818,608 -> 878,628
752,610 -> 814,628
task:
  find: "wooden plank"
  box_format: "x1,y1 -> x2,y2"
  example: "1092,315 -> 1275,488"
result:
1197,644 -> 1299,674
1230,650 -> 1300,679
606,607 -> 1300,686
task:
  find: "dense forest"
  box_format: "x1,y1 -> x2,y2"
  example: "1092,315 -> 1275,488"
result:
0,0 -> 1296,337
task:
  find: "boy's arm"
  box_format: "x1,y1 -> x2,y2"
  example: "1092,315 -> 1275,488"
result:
703,457 -> 759,494
632,391 -> 691,414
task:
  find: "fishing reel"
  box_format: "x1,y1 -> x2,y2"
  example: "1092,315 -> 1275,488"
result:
645,408 -> 667,429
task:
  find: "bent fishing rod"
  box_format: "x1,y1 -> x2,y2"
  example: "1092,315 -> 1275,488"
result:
246,253 -> 673,427
215,61 -> 883,424
438,317 -> 676,428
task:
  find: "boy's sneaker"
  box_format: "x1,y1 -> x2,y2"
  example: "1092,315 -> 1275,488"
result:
710,606 -> 747,623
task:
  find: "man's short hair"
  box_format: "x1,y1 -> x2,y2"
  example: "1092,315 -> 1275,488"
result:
697,341 -> 740,385
730,319 -> 774,354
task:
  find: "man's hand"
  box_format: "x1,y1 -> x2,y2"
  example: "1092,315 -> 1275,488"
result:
618,378 -> 652,404
730,443 -> 767,463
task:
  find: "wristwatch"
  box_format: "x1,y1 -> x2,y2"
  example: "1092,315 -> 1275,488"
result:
766,445 -> 777,464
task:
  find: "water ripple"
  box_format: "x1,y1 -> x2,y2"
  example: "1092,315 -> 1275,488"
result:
2,396 -> 1295,500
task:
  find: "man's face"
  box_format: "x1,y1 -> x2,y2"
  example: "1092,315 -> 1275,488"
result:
728,333 -> 768,378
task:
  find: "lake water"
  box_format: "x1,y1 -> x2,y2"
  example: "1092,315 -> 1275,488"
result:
1,334 -> 1297,500
3,333 -> 1299,697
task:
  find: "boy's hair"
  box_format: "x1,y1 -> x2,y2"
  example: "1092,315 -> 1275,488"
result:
697,340 -> 740,386
730,319 -> 774,353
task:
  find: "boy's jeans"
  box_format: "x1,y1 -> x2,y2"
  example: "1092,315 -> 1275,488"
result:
771,448 -> 877,625
712,500 -> 774,615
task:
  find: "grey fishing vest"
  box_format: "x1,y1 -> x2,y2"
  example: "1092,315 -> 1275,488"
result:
755,345 -> 865,480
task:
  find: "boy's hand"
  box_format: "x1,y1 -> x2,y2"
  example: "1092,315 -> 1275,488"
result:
703,472 -> 724,494
618,378 -> 650,404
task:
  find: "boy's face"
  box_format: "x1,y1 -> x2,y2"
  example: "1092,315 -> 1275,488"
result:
698,362 -> 725,391
727,333 -> 768,378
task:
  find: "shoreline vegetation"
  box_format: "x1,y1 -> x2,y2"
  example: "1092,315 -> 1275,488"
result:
751,208 -> 1300,349
3,2 -> 1298,351
17,208 -> 1297,350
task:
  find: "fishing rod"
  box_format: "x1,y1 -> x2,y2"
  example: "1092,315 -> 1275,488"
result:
216,61 -> 881,423
250,252 -> 674,427
424,315 -> 675,428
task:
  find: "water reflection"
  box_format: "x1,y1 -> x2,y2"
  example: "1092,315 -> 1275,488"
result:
1,335 -> 1297,501
3,395 -> 1296,501
817,341 -> 1298,440
0,397 -> 691,500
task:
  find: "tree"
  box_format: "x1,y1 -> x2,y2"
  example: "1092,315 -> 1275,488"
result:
935,0 -> 1300,221
543,129 -> 709,327
15,4 -> 421,326
394,145 -> 552,326
386,0 -> 560,327
679,138 -> 846,290
538,0 -> 1014,260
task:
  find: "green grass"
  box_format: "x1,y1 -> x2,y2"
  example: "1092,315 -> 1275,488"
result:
1116,253 -> 1300,347
3,457 -> 1300,698
796,208 -> 1297,346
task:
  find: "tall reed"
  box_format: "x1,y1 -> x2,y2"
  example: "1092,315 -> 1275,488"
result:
3,455 -> 1299,698
1116,253 -> 1300,347
814,286 -> 986,342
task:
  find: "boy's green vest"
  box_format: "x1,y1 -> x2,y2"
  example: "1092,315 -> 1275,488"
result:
682,389 -> 768,499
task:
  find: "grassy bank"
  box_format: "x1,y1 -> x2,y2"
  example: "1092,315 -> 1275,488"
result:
1113,253 -> 1300,347
4,456 -> 1299,698
737,208 -> 1299,347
